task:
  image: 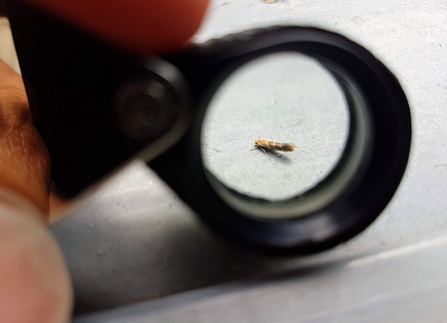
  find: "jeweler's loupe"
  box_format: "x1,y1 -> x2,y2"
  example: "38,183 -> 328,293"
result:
7,0 -> 411,254
150,27 -> 411,253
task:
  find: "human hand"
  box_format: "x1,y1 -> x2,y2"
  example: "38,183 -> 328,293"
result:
0,0 -> 209,322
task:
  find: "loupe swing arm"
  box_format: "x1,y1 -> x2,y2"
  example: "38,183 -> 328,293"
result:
7,0 -> 411,254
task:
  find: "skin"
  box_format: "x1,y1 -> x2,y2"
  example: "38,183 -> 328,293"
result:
0,0 -> 210,322
21,0 -> 210,56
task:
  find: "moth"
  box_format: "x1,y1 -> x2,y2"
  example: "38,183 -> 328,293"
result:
253,139 -> 296,156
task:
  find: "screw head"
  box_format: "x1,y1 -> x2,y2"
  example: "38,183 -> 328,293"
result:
115,79 -> 177,141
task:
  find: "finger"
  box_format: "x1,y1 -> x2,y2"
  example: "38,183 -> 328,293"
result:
49,191 -> 70,223
0,202 -> 72,323
0,59 -> 51,215
22,0 -> 210,56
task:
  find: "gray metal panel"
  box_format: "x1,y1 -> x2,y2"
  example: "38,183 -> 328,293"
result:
74,235 -> 447,323
49,0 -> 447,321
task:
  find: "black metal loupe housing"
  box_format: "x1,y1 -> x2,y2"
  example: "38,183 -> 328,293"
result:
8,1 -> 411,254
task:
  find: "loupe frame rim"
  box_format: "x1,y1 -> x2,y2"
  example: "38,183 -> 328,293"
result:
153,26 -> 411,254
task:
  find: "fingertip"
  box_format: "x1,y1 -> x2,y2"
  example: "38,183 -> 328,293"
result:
0,203 -> 72,323
22,0 -> 210,55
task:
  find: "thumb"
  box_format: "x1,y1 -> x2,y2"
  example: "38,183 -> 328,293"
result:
22,0 -> 210,56
0,197 -> 72,323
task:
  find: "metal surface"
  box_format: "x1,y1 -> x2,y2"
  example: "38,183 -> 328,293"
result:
74,234 -> 447,323
49,0 -> 447,321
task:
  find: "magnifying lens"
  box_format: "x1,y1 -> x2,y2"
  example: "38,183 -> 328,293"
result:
201,52 -> 353,217
8,2 -> 411,254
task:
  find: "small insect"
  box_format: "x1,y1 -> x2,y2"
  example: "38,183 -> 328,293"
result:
253,139 -> 296,156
